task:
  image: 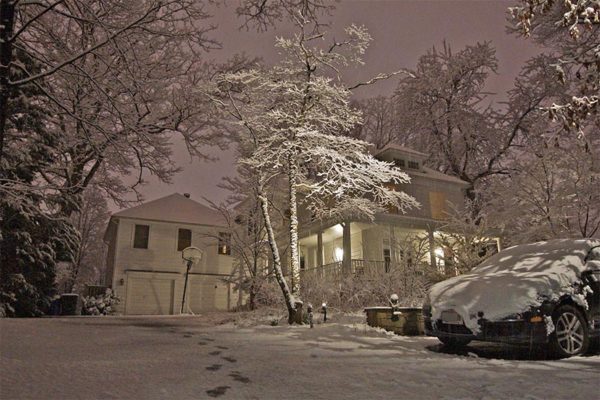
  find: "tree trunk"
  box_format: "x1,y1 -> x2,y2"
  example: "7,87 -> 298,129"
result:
257,186 -> 297,323
0,0 -> 15,162
287,154 -> 301,293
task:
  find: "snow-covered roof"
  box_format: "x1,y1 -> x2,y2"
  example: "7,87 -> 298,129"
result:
371,143 -> 429,159
414,166 -> 471,186
111,193 -> 225,227
371,144 -> 470,186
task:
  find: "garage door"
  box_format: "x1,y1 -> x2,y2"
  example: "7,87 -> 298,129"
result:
188,277 -> 229,313
126,278 -> 174,315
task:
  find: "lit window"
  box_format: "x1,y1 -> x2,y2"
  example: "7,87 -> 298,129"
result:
334,247 -> 344,262
177,229 -> 192,251
133,225 -> 149,249
218,232 -> 231,255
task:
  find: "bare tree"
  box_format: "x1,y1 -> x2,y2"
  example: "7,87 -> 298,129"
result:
392,42 -> 561,208
509,0 -> 599,136
489,131 -> 600,242
349,96 -> 401,149
65,186 -> 110,293
0,0 -> 226,213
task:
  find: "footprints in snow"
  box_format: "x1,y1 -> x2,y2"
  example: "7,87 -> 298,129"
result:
206,385 -> 230,398
229,371 -> 251,383
177,331 -> 248,396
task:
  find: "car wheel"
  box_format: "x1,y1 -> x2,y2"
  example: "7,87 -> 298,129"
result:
438,336 -> 471,348
550,305 -> 589,358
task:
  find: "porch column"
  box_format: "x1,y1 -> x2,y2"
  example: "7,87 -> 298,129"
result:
428,227 -> 436,268
342,222 -> 352,273
317,231 -> 323,268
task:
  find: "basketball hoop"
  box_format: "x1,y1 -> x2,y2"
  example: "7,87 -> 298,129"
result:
182,246 -> 203,265
181,246 -> 203,314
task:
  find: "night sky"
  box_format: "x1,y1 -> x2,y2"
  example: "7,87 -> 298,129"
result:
132,0 -> 542,209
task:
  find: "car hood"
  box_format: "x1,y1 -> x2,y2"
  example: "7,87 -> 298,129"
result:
429,239 -> 599,334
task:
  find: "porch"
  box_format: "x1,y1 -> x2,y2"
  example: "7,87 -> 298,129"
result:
298,221 -> 441,275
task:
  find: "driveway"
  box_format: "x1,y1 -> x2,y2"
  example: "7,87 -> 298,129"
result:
1,315 -> 598,399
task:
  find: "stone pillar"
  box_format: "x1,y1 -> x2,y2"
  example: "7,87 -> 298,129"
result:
342,222 -> 352,273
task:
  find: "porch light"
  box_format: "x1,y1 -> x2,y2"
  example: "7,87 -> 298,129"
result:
332,224 -> 344,235
334,247 -> 344,262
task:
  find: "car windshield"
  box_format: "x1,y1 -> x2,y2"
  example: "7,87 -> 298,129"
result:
587,246 -> 600,262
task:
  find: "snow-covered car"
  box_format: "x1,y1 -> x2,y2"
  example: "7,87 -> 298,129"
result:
423,239 -> 600,357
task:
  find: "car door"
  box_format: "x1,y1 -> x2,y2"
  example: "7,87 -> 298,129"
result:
583,246 -> 600,329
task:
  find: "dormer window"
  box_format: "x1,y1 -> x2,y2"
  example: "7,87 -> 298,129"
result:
394,159 -> 405,168
408,161 -> 419,170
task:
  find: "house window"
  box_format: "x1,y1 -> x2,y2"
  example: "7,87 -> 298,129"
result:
300,255 -> 306,270
383,248 -> 391,273
394,158 -> 405,168
133,224 -> 149,249
408,160 -> 419,169
177,228 -> 192,251
429,191 -> 447,220
218,232 -> 231,255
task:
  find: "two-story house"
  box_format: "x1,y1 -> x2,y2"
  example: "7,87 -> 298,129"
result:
296,144 -> 499,277
103,193 -> 237,315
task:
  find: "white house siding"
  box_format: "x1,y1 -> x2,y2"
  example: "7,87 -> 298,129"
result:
362,226 -> 384,261
109,217 -> 235,315
350,228 -> 363,260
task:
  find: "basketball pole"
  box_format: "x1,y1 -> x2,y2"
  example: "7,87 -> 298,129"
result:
181,259 -> 192,314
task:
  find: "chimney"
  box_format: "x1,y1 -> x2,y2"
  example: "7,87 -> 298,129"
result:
183,193 -> 191,198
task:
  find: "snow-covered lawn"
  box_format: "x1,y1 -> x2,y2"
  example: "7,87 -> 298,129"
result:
1,315 -> 598,399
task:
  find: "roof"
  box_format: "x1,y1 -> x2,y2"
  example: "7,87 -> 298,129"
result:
371,143 -> 429,158
416,166 -> 471,186
111,193 -> 226,227
371,143 -> 470,186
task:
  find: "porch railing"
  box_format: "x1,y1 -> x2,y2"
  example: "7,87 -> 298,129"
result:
299,259 -> 396,279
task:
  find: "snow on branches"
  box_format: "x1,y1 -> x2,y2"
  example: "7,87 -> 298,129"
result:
206,16 -> 416,322
509,0 -> 600,135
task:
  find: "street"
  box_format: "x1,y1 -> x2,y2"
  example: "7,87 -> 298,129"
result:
1,315 -> 598,399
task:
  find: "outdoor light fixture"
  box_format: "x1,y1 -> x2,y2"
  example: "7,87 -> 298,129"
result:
333,224 -> 344,235
435,247 -> 445,267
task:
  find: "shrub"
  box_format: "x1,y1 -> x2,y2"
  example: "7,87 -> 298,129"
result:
82,288 -> 120,315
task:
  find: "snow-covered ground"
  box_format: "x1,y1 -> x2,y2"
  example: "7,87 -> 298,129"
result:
1,315 -> 598,399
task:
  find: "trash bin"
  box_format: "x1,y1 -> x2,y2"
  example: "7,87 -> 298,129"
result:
49,298 -> 62,315
60,294 -> 79,316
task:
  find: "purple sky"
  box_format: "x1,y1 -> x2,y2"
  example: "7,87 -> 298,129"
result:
130,0 -> 541,209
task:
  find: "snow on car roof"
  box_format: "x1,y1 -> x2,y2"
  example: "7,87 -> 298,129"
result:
472,238 -> 599,274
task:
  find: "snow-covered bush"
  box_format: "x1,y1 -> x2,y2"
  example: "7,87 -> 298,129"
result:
300,261 -> 432,312
81,289 -> 120,316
